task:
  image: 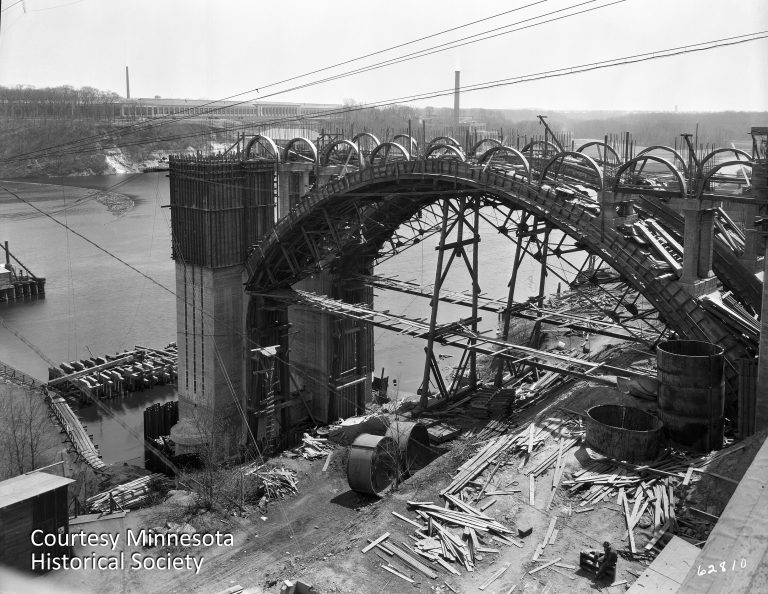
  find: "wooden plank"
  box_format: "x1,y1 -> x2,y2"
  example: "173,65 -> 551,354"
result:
322,452 -> 333,472
478,562 -> 510,590
543,517 -> 557,550
690,467 -> 739,485
574,507 -> 595,514
392,511 -> 422,529
551,566 -> 575,580
529,557 -> 562,575
380,564 -> 414,583
529,475 -> 535,506
527,423 -> 535,454
620,489 -> 637,554
479,498 -> 497,511
644,520 -> 672,551
549,528 -> 558,546
682,465 -> 694,486
362,532 -> 390,553
555,562 -> 578,569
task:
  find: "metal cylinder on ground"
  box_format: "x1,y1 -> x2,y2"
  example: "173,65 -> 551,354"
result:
385,421 -> 430,474
347,433 -> 398,496
656,339 -> 725,452
584,404 -> 663,463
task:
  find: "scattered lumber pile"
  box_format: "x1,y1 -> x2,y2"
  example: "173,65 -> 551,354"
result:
244,465 -> 298,501
86,474 -> 166,513
365,495 -> 520,583
296,434 -> 333,460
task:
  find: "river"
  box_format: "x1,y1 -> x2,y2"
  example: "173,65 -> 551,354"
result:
0,172 -> 558,466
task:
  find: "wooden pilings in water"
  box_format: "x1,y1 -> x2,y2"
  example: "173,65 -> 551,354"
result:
47,343 -> 178,402
0,278 -> 46,301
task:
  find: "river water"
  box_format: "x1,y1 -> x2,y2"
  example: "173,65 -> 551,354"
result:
0,172 -> 556,466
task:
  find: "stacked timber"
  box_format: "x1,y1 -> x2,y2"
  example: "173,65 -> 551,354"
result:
48,343 -> 177,401
86,474 -> 166,512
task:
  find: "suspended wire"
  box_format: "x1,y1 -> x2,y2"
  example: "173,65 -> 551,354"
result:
4,29 -> 765,166
2,0 -> 616,163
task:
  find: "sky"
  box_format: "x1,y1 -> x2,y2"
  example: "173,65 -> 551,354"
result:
0,0 -> 766,112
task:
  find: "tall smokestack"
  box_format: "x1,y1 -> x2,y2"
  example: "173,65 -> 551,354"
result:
454,70 -> 460,128
125,66 -> 130,99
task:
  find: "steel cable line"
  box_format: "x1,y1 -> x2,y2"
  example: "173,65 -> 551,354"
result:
0,1 -> 551,161
4,0 -> 623,163
7,29 -> 765,166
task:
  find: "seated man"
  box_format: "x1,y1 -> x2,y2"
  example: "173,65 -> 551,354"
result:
595,541 -> 618,584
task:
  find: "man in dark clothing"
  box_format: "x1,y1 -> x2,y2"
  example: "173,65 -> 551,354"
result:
595,541 -> 618,583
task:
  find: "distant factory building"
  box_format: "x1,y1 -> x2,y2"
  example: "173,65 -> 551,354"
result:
118,98 -> 343,120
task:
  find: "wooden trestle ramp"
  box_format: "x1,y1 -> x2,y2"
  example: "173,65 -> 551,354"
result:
47,395 -> 105,470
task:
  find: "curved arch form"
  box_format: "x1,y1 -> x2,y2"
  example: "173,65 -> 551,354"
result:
426,136 -> 462,151
696,160 -> 753,200
351,132 -> 381,150
539,151 -> 604,191
243,160 -> 751,389
477,145 -> 531,180
244,134 -> 281,161
521,139 -> 560,157
469,137 -> 502,157
320,139 -> 365,168
424,144 -> 466,161
613,155 -> 687,197
635,145 -> 689,177
282,137 -> 318,164
698,147 -> 752,173
369,142 -> 411,166
392,134 -> 418,155
576,141 -> 623,166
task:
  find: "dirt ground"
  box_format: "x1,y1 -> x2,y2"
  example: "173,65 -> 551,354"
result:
32,340 -> 760,594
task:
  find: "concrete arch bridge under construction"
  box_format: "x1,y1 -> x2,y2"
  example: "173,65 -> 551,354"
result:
167,125 -> 767,456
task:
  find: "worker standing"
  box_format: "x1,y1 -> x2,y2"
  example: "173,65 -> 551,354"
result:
595,540 -> 618,584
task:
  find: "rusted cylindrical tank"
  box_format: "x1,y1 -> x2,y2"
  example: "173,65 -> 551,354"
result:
585,404 -> 663,463
385,421 -> 431,473
657,340 -> 724,452
347,433 -> 399,496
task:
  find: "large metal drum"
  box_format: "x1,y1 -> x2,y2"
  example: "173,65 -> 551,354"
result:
385,421 -> 430,473
656,340 -> 724,452
347,434 -> 399,496
585,404 -> 663,463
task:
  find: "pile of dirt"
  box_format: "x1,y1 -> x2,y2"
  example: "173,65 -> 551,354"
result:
685,429 -> 768,516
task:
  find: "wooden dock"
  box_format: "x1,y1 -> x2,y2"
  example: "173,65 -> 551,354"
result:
47,343 -> 177,401
0,241 -> 46,302
47,394 -> 106,471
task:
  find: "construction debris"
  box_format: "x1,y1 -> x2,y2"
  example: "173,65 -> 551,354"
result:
86,474 -> 167,513
243,465 -> 298,501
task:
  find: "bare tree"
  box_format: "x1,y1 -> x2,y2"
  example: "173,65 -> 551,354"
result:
0,383 -> 57,479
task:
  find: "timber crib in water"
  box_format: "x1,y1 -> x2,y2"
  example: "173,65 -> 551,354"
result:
0,277 -> 46,301
47,343 -> 178,402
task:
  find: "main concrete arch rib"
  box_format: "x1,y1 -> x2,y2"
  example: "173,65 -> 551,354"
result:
243,160 -> 750,393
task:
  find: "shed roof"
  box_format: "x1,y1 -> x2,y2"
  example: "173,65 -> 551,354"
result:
0,472 -> 75,509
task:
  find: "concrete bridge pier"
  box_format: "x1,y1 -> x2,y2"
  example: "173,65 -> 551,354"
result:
680,200 -> 720,297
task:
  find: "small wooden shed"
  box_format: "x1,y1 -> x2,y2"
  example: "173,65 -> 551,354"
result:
0,472 -> 75,572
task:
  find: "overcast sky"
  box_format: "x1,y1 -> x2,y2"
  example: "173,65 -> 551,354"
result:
0,0 -> 766,112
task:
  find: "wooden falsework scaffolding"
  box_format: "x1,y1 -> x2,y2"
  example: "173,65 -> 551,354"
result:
419,197 -> 482,407
261,289 -> 655,390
